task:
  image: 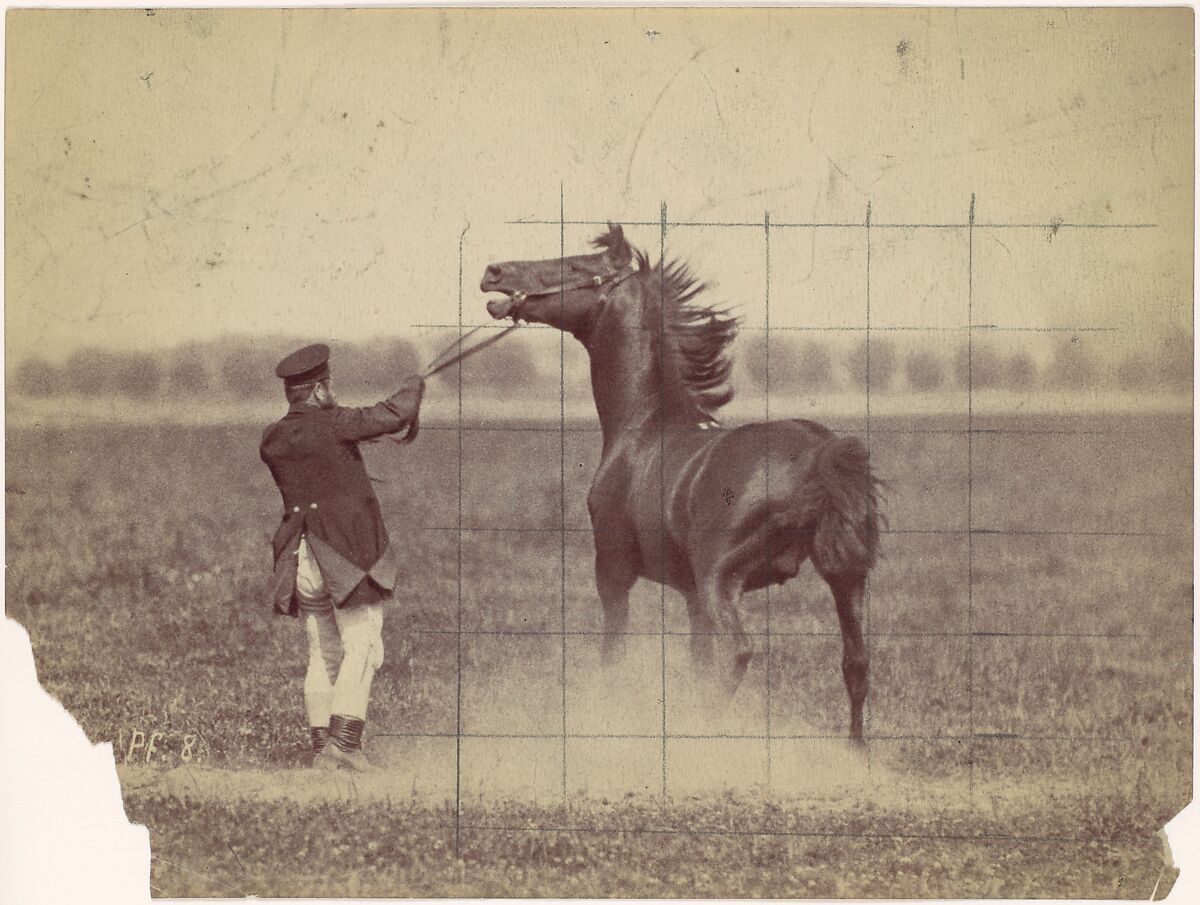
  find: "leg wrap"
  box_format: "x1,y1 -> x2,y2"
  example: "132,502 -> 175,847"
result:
309,726 -> 330,754
329,714 -> 366,753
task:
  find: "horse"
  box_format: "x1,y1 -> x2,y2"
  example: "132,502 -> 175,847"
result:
480,224 -> 883,745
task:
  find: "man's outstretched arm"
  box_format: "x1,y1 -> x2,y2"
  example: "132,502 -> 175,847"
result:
332,375 -> 426,442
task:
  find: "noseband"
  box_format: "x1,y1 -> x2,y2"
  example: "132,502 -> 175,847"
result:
506,264 -> 637,319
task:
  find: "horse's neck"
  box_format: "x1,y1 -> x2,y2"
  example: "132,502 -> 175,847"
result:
588,289 -> 699,452
588,333 -> 657,448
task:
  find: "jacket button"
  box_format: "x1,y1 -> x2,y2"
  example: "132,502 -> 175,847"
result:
310,503 -> 318,510
292,506 -> 300,513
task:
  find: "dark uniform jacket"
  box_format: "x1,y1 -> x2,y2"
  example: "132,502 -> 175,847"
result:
260,380 -> 423,616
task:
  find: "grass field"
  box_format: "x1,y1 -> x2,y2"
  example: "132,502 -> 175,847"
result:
5,410 -> 1191,897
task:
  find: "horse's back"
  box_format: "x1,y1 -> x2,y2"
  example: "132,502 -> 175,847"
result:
613,417 -> 871,589
678,418 -> 877,581
685,418 -> 839,508
626,417 -> 844,525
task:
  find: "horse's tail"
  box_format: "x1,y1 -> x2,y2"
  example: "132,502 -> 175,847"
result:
799,436 -> 883,578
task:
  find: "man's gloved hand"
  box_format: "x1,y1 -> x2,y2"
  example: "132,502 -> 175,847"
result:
396,375 -> 425,444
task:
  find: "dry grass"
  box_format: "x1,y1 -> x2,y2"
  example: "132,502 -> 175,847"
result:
5,412 -> 1191,897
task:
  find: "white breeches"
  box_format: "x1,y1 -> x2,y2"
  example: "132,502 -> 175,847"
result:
297,536 -> 384,724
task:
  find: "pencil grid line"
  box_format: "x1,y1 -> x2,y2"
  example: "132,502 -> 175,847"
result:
407,424 -> 1181,438
559,186 -> 569,798
658,202 -> 669,797
414,321 -> 1119,333
454,224 -> 467,855
450,822 -> 1151,845
762,210 -> 772,788
452,822 -> 1151,845
863,200 -> 874,753
424,202 -> 1168,829
409,628 -> 1149,640
450,821 -> 1150,845
376,730 -> 1143,743
967,193 -> 977,800
405,524 -> 1174,538
505,218 -> 1157,231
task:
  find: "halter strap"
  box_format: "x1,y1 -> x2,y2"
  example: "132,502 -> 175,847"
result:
507,263 -> 638,316
422,322 -> 521,379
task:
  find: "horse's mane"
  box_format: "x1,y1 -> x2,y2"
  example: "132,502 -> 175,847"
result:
626,243 -> 740,421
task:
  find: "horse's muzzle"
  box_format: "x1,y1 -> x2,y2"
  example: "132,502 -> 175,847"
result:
486,296 -> 518,319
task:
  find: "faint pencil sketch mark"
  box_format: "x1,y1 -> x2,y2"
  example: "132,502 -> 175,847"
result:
354,256 -> 380,278
104,211 -> 155,242
895,38 -> 911,77
807,60 -> 871,196
182,764 -> 250,881
694,63 -> 726,131
190,158 -> 286,206
688,174 -> 805,220
152,855 -> 247,897
139,71 -> 153,88
40,174 -> 88,202
623,48 -> 704,197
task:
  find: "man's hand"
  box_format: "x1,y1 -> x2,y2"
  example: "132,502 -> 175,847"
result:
394,375 -> 425,444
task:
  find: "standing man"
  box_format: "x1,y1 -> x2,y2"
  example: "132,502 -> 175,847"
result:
260,343 -> 425,771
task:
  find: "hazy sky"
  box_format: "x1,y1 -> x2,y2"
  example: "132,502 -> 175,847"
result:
6,7 -> 1192,361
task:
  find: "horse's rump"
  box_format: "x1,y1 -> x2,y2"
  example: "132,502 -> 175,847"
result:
721,431 -> 882,584
801,436 -> 882,577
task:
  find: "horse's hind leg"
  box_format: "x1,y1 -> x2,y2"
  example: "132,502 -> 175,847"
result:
827,574 -> 868,746
688,575 -> 753,699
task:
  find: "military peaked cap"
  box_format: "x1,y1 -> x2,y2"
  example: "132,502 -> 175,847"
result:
275,343 -> 331,386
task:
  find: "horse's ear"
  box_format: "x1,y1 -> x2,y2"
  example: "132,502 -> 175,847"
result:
603,223 -> 631,266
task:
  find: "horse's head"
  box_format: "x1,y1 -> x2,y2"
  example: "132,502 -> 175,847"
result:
481,223 -> 636,340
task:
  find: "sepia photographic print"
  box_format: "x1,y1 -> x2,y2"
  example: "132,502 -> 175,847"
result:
3,4 -> 1194,899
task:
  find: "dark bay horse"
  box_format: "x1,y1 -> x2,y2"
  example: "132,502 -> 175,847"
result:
481,225 -> 882,744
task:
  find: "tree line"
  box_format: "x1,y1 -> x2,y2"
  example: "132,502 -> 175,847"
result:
11,334 -> 542,401
12,331 -> 1192,400
741,334 -> 1191,395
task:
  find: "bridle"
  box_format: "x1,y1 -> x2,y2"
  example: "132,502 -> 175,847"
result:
505,262 -> 638,320
381,262 -> 638,451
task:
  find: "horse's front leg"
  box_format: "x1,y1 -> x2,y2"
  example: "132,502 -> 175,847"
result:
594,530 -> 638,667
